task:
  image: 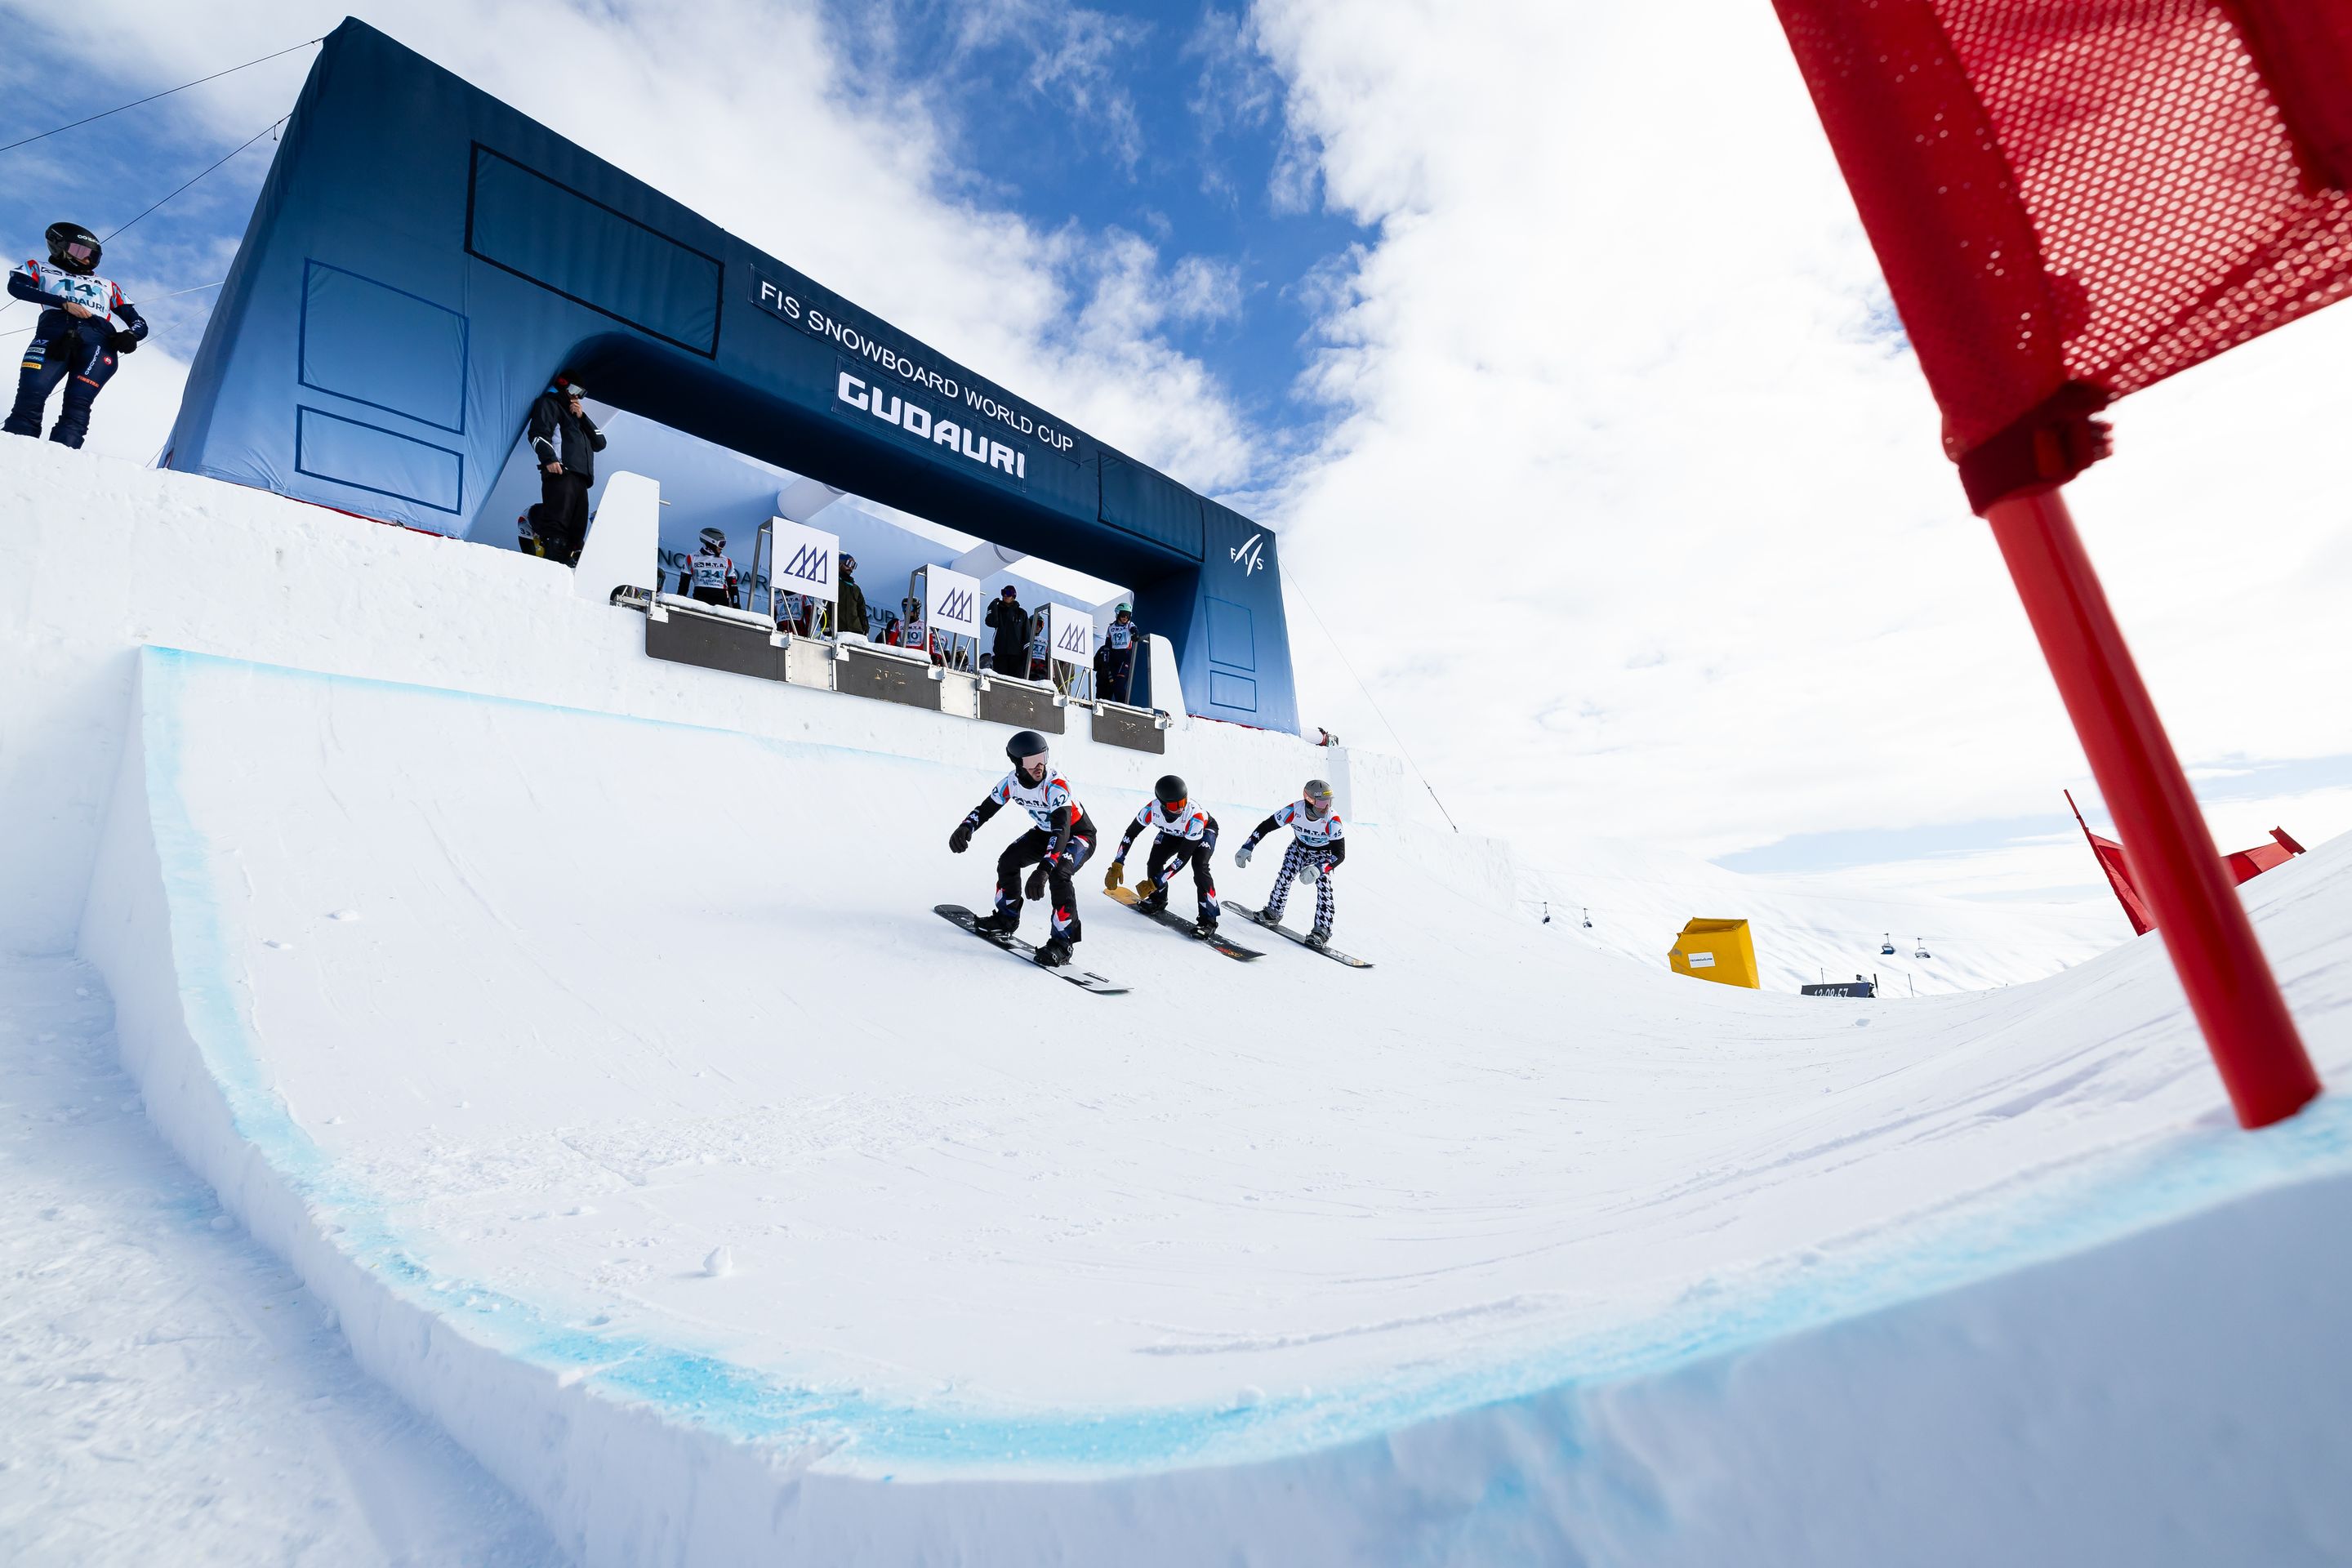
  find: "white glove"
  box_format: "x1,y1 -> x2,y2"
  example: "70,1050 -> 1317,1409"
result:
1302,860 -> 1319,883
1235,843 -> 1254,869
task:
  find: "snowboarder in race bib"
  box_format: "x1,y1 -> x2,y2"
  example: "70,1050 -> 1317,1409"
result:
1106,774 -> 1218,935
948,730 -> 1098,967
676,527 -> 740,607
1235,778 -> 1346,948
6,222 -> 147,450
898,595 -> 942,663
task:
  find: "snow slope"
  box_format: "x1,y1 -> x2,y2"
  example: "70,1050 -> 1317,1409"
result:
70,644 -> 2352,1562
7,440 -> 2351,1562
0,955 -> 561,1567
1517,833 -> 2127,996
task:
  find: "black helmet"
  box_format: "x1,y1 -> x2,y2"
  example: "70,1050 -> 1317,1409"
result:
1005,729 -> 1050,767
698,527 -> 726,553
1154,774 -> 1187,807
46,221 -> 100,275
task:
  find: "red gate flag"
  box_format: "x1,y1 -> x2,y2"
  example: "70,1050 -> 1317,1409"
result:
1769,1 -> 2339,1128
1772,0 -> 2352,510
2066,790 -> 2305,936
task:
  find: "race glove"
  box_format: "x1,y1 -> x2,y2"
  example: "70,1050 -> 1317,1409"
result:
110,329 -> 139,354
1234,841 -> 1254,869
1025,862 -> 1050,901
1135,878 -> 1158,902
1104,861 -> 1125,892
950,820 -> 975,854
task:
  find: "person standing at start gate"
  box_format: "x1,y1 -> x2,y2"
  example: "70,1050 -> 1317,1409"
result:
1102,604 -> 1138,704
1235,778 -> 1346,950
986,584 -> 1027,675
6,222 -> 148,449
528,373 -> 604,566
676,528 -> 740,607
1026,611 -> 1051,684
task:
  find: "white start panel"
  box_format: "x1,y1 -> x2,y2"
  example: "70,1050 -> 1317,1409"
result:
769,517 -> 839,604
925,564 -> 983,641
1048,600 -> 1094,668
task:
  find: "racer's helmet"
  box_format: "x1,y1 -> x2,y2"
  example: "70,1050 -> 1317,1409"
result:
1302,778 -> 1334,818
698,528 -> 726,554
1153,774 -> 1187,811
1005,729 -> 1051,780
46,222 -> 100,275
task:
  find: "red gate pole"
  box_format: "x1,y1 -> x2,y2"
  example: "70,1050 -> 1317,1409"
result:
1984,485 -> 2320,1129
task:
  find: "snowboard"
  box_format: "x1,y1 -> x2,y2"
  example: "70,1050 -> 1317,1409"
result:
1103,887 -> 1263,960
933,904 -> 1128,994
1225,904 -> 1374,968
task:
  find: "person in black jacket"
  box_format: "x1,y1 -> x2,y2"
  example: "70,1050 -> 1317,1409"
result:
528,373 -> 605,565
985,584 -> 1028,677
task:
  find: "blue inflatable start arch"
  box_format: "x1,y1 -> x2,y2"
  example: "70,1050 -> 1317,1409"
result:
167,19 -> 1296,733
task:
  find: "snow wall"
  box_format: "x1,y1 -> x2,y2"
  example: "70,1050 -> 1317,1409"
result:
7,438 -> 2352,1565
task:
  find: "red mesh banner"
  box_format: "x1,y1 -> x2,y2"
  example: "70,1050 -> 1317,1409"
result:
1774,0 -> 2352,510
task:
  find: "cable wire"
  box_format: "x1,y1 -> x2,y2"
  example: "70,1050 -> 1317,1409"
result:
1280,558 -> 1461,834
102,115 -> 286,243
0,37 -> 321,157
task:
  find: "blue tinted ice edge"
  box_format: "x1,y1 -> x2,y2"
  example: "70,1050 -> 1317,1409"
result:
137,646 -> 2352,1481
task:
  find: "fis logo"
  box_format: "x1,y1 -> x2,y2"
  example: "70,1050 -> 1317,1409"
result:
1230,532 -> 1265,576
782,543 -> 832,586
937,586 -> 975,624
1056,620 -> 1091,655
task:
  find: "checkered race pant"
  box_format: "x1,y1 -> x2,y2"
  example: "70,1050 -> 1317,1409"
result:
1261,839 -> 1335,936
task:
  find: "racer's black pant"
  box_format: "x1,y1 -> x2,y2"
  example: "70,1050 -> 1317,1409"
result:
537,470 -> 591,564
6,311 -> 119,448
995,825 -> 1094,942
1143,834 -> 1217,923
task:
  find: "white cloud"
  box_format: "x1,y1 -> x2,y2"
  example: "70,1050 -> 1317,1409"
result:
1248,0 -> 2352,872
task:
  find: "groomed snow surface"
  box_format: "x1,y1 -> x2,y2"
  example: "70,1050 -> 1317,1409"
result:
0,956 -> 560,1566
5,440 -> 2350,1564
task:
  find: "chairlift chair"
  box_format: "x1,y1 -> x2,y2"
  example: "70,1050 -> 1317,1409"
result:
1880,933 -> 1896,956
1914,938 -> 1931,959
1582,907 -> 1593,929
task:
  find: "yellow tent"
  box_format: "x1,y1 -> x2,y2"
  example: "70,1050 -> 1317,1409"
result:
1668,918 -> 1759,989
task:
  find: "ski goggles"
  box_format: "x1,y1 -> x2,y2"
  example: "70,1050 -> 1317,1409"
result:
61,239 -> 97,266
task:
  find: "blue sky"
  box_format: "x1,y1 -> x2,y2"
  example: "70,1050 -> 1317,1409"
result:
4,0 -> 2348,910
